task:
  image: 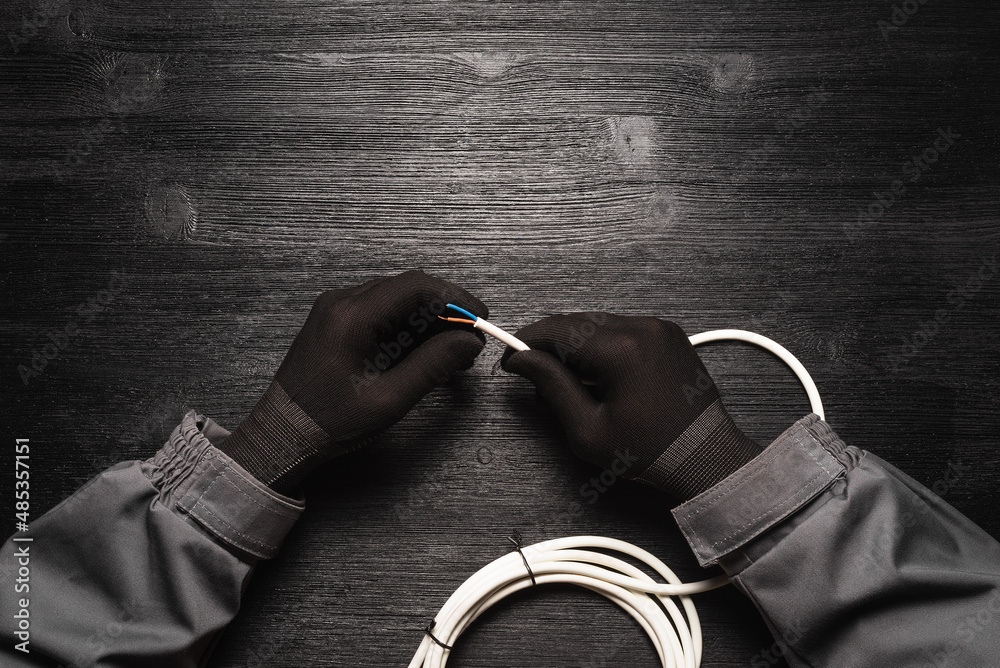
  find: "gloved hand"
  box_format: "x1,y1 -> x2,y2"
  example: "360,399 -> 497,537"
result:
218,270 -> 488,494
501,313 -> 760,501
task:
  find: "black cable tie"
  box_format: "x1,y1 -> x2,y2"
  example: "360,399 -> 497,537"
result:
424,619 -> 453,651
507,530 -> 537,586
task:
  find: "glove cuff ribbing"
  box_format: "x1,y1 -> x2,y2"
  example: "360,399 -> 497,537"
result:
217,381 -> 342,494
633,398 -> 761,500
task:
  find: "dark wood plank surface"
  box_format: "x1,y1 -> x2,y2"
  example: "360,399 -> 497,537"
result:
2,1 -> 998,665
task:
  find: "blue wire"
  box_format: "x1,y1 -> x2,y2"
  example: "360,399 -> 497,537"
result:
446,303 -> 479,322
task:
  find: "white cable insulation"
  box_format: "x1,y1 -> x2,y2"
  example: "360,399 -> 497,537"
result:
474,318 -> 530,351
688,329 -> 824,420
409,536 -> 731,668
409,329 -> 824,667
473,319 -> 823,421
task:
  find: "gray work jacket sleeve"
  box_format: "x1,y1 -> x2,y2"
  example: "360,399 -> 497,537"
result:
0,410 -> 304,668
4,411 -> 998,667
673,413 -> 1000,668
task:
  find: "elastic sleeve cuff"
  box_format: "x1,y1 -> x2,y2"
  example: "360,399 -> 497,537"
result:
671,414 -> 857,567
142,410 -> 305,560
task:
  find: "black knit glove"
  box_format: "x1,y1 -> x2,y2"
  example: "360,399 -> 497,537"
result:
500,313 -> 760,501
218,270 -> 488,494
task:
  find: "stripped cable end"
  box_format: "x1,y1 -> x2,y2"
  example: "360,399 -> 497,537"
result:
445,303 -> 479,322
442,303 -> 532,352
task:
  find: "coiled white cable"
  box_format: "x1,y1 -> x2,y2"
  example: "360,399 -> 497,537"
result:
413,319 -> 825,667
409,536 -> 730,668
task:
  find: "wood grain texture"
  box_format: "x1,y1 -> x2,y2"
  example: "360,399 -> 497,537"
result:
1,0 -> 999,665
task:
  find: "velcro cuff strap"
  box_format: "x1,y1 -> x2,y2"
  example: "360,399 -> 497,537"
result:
672,414 -> 847,567
148,410 -> 305,560
176,450 -> 305,560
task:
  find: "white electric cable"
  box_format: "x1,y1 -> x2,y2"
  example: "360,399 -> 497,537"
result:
443,306 -> 824,421
416,310 -> 826,667
689,329 -> 824,421
475,317 -> 531,352
443,304 -> 531,352
688,329 -> 826,420
409,536 -> 730,668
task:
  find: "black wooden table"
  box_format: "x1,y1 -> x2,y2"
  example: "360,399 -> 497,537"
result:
2,1 -> 998,665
